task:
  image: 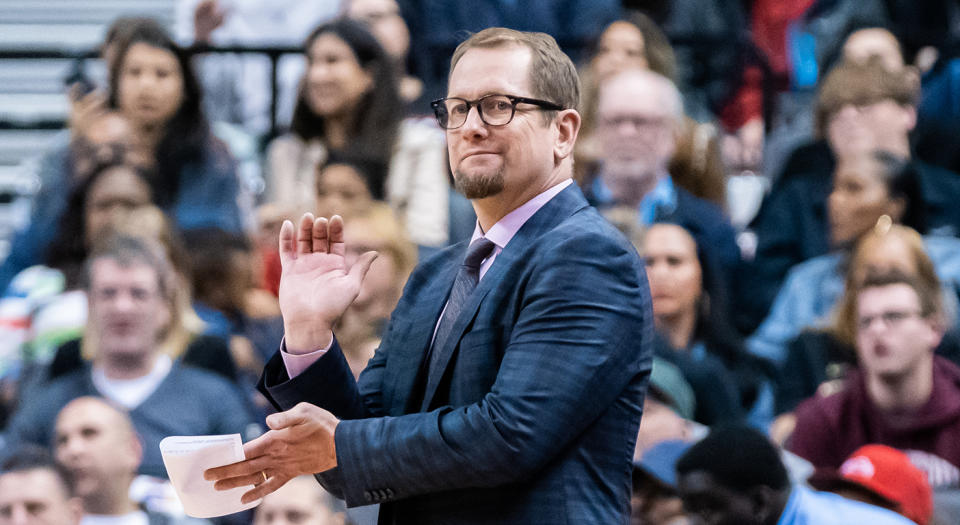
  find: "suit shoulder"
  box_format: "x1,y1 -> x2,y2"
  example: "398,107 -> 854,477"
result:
545,207 -> 638,260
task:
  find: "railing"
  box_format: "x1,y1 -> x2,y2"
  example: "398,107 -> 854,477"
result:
0,37 -> 776,136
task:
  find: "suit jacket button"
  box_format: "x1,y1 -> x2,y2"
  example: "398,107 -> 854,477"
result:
385,488 -> 394,498
364,491 -> 373,502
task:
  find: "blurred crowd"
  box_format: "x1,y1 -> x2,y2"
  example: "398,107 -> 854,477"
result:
2,0 -> 960,524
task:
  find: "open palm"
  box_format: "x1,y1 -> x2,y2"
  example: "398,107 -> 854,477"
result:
278,213 -> 377,351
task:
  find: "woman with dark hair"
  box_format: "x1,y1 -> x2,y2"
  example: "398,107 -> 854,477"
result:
642,221 -> 775,426
0,18 -> 247,294
265,18 -> 450,248
747,149 -> 960,369
106,20 -> 245,232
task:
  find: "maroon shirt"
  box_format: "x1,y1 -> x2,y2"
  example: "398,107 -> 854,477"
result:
789,356 -> 960,488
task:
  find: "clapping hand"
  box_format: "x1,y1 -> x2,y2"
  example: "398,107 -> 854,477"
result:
279,213 -> 377,352
205,402 -> 339,503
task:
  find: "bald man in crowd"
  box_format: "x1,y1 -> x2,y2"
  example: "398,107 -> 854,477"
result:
53,396 -> 208,525
253,475 -> 346,525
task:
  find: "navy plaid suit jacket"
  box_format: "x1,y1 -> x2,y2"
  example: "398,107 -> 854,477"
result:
259,183 -> 653,524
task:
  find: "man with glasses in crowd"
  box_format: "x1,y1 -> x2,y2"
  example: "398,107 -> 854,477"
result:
592,68 -> 739,274
789,269 -> 960,490
207,27 -> 652,524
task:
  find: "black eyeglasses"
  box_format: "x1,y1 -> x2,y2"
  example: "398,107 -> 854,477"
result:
431,94 -> 564,129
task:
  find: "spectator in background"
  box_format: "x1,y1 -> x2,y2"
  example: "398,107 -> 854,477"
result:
4,235 -> 258,479
842,27 -> 907,72
578,12 -> 727,210
336,203 -> 417,377
591,68 -> 740,273
747,151 -> 960,367
0,446 -> 82,525
43,206 -> 240,388
809,444 -> 933,525
253,475 -> 346,525
258,154 -> 383,297
0,110 -> 140,295
54,397 -> 210,524
632,440 -> 694,525
344,0 -> 425,109
265,19 -> 451,249
777,224 -> 960,415
0,19 -> 248,295
176,0 -> 341,136
788,269 -> 960,489
0,159 -> 154,427
739,56 -> 960,334
182,227 -> 283,385
642,222 -> 773,426
400,0 -> 619,108
676,424 -> 915,525
108,21 -> 247,233
314,154 -> 384,220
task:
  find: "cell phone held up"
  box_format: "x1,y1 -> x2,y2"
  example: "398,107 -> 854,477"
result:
64,58 -> 95,99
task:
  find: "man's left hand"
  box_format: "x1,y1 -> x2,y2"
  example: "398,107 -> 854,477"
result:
204,402 -> 339,503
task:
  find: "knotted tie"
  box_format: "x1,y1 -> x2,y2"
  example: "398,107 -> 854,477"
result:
427,237 -> 497,375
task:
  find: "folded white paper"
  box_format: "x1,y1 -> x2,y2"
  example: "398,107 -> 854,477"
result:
159,434 -> 262,518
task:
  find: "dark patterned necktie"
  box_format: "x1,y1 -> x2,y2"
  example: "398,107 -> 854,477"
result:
427,237 -> 497,375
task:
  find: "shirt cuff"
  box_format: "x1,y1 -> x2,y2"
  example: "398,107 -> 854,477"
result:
280,336 -> 333,379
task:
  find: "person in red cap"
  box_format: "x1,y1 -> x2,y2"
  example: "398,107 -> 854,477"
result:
809,444 -> 933,525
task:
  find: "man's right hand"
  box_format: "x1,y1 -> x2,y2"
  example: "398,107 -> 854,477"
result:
279,213 -> 377,353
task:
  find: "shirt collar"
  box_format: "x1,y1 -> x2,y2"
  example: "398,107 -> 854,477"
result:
639,175 -> 676,224
471,179 -> 573,248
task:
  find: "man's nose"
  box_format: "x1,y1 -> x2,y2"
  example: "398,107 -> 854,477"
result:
111,291 -> 137,311
460,104 -> 487,135
60,436 -> 85,458
9,505 -> 29,525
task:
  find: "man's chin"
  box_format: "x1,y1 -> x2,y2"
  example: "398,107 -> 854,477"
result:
454,170 -> 505,200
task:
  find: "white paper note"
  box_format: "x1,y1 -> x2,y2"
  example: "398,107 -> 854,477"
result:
159,434 -> 262,518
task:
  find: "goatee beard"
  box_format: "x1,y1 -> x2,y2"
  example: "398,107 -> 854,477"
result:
454,168 -> 505,199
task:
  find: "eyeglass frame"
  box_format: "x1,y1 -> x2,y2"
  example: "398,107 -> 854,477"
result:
856,308 -> 926,331
430,94 -> 565,130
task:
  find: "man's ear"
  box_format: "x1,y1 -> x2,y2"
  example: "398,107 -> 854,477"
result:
554,109 -> 581,164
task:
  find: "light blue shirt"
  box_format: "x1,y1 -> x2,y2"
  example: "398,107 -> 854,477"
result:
777,485 -> 913,525
748,235 -> 960,366
592,172 -> 676,224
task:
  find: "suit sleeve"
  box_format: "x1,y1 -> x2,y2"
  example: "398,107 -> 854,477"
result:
331,229 -> 652,506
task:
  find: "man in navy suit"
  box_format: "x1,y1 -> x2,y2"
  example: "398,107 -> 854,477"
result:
208,28 -> 653,524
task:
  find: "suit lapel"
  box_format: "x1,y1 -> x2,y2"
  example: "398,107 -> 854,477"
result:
420,246 -> 517,410
419,183 -> 590,410
384,250 -> 461,416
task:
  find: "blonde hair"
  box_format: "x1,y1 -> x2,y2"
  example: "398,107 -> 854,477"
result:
830,223 -> 944,347
450,27 -> 580,112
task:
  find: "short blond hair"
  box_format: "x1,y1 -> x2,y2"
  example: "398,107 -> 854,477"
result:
449,27 -> 580,112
